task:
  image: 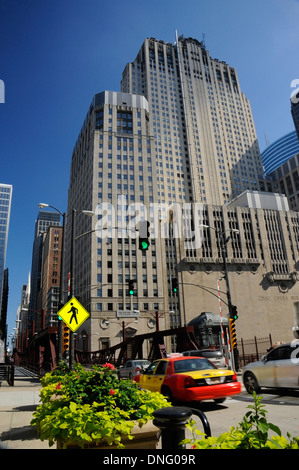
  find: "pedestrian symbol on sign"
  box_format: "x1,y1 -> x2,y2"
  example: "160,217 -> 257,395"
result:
57,297 -> 90,332
68,302 -> 78,325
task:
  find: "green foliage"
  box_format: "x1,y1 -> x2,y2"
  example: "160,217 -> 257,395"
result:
31,362 -> 170,448
182,392 -> 299,449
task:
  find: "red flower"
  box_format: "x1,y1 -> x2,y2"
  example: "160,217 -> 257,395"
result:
109,389 -> 116,395
55,382 -> 61,390
103,363 -> 115,370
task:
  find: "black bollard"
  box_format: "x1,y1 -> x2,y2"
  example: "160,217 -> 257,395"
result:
153,406 -> 192,449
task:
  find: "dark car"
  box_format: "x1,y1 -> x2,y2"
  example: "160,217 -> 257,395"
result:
182,349 -> 227,368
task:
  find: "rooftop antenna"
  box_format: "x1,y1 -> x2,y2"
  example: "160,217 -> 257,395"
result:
202,33 -> 206,48
264,131 -> 270,147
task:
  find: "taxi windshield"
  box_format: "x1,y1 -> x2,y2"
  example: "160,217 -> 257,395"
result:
174,358 -> 217,373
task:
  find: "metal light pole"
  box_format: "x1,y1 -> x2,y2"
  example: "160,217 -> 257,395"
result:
200,224 -> 239,371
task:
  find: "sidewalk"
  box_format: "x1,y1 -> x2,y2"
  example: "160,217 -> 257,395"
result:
0,375 -> 53,449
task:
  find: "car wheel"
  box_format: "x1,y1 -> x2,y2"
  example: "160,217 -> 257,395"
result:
214,398 -> 226,404
129,372 -> 132,379
243,372 -> 260,394
161,386 -> 174,403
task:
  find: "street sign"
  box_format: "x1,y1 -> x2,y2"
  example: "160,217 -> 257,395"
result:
116,310 -> 140,318
57,297 -> 90,332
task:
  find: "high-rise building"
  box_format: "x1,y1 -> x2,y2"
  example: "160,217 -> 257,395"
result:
0,183 -> 12,328
41,226 -> 63,327
261,130 -> 299,175
29,210 -> 60,329
121,35 -> 264,206
66,91 -> 168,351
66,36 -> 299,354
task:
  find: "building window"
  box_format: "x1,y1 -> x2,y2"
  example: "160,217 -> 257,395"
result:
117,111 -> 133,134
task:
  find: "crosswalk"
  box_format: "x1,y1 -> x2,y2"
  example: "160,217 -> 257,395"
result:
14,366 -> 39,378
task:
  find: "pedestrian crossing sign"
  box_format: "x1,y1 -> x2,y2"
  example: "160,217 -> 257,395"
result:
57,296 -> 90,332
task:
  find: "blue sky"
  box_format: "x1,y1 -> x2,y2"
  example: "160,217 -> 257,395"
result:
1,0 -> 299,339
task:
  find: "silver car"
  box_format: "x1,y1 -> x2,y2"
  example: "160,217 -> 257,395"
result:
242,342 -> 299,393
117,359 -> 151,379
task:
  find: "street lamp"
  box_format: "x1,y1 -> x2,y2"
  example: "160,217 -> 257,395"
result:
39,203 -> 66,363
199,224 -> 239,371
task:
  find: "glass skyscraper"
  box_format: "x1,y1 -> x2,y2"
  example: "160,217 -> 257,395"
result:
0,184 -> 12,324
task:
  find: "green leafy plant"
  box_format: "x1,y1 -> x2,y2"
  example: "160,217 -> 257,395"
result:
31,362 -> 170,448
182,392 -> 299,449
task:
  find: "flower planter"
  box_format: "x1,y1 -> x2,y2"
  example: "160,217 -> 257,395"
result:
32,363 -> 169,449
57,420 -> 160,449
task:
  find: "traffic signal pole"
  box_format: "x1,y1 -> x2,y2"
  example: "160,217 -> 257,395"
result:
220,235 -> 237,372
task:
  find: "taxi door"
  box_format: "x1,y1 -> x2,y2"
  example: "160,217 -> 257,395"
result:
150,360 -> 168,392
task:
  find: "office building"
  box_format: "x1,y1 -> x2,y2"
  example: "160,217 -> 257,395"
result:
41,226 -> 63,327
66,91 -> 167,351
65,36 -> 299,354
0,183 -> 12,338
121,35 -> 264,206
177,195 -> 299,343
29,210 -> 60,330
261,131 -> 299,175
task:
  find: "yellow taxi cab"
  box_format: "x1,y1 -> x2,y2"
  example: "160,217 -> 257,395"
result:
133,354 -> 241,404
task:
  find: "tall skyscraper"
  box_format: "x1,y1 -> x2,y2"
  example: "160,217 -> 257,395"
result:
29,210 -> 60,329
0,183 -> 12,326
66,36 -> 298,353
66,91 -> 168,351
121,35 -> 264,206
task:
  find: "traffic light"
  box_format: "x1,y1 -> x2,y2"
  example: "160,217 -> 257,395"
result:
139,220 -> 150,251
231,305 -> 238,320
229,318 -> 237,349
128,279 -> 135,296
171,277 -> 178,294
62,322 -> 70,353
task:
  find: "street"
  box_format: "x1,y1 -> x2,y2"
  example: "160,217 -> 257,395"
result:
184,387 -> 299,443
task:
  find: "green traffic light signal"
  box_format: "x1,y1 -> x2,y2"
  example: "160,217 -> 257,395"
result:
128,279 -> 135,295
139,220 -> 150,251
172,277 -> 178,293
141,240 -> 149,250
231,305 -> 238,320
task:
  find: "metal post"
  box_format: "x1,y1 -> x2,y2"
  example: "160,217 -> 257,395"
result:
69,209 -> 75,370
153,407 -> 192,449
220,234 -> 236,372
155,310 -> 160,331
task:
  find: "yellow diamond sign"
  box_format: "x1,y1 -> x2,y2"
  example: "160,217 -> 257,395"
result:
57,297 -> 90,332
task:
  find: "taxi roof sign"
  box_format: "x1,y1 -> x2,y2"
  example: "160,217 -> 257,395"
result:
57,297 -> 90,332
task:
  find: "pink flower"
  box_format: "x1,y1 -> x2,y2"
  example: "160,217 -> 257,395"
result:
103,363 -> 115,370
55,382 -> 61,390
109,389 -> 116,395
